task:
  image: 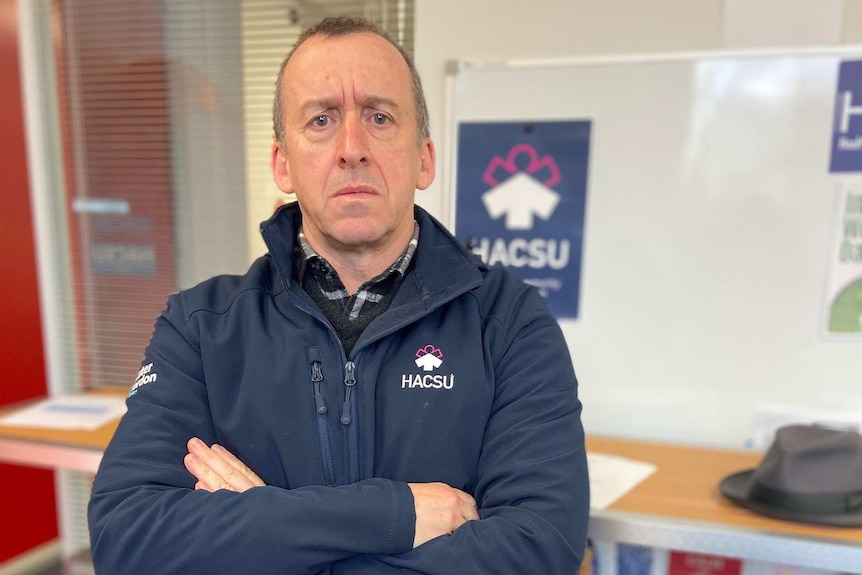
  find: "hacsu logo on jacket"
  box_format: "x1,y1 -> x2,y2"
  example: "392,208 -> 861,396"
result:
402,344 -> 455,389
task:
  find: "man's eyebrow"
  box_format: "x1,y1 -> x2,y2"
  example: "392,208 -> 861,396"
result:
363,96 -> 399,110
294,96 -> 400,118
297,98 -> 338,118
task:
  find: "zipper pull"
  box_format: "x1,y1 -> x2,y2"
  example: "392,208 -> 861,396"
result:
341,361 -> 356,425
311,361 -> 326,414
308,347 -> 327,414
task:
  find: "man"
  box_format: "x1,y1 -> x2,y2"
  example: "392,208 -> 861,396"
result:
88,16 -> 589,574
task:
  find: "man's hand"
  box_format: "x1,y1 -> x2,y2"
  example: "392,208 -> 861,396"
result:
183,437 -> 266,493
408,482 -> 479,548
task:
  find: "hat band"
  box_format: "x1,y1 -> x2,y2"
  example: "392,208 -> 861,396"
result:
750,481 -> 862,515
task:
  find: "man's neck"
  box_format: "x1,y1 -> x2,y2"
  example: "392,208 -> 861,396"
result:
303,227 -> 414,294
323,251 -> 397,294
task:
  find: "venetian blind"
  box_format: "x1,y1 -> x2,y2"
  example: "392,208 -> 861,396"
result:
38,0 -> 415,392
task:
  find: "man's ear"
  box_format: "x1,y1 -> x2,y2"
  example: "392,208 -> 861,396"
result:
271,141 -> 293,194
416,138 -> 436,191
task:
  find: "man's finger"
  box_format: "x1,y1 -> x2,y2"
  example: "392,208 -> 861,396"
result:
212,443 -> 265,487
461,503 -> 480,521
184,452 -> 225,492
455,490 -> 477,508
185,438 -> 261,492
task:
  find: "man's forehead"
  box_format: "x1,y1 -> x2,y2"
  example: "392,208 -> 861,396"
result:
283,32 -> 413,114
283,32 -> 411,94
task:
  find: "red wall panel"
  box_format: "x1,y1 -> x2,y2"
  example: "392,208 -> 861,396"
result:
0,0 -> 59,563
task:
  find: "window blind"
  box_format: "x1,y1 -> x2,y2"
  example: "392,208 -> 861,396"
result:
37,0 -> 415,392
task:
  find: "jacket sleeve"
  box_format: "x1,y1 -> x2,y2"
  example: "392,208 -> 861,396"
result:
88,294 -> 415,575
331,286 -> 590,574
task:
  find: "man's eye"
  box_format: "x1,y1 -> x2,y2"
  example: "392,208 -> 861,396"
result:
372,113 -> 388,125
313,115 -> 328,127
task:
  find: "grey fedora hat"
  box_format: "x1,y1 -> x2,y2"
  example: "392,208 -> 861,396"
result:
720,424 -> 862,527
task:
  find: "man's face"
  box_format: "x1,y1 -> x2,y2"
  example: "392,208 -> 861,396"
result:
271,32 -> 435,255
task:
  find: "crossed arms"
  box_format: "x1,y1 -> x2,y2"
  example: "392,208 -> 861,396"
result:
184,437 -> 480,548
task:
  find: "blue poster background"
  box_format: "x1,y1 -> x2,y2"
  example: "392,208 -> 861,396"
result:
830,59 -> 862,173
455,120 -> 591,319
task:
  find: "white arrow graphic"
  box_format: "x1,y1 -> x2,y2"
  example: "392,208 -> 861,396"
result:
482,172 -> 560,230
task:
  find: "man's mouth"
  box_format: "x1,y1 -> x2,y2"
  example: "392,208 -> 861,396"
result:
334,185 -> 377,198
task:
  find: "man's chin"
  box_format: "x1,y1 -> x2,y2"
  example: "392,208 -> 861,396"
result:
328,224 -> 386,249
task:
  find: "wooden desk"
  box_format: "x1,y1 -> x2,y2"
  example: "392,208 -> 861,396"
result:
1,401 -> 860,571
0,389 -> 125,474
587,436 -> 862,572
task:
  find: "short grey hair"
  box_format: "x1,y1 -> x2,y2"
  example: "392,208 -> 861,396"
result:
272,16 -> 430,147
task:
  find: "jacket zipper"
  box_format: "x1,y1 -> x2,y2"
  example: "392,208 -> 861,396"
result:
290,288 -> 358,486
307,347 -> 335,485
341,360 -> 359,483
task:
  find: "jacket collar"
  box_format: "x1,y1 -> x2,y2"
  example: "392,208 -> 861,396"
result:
259,202 -> 484,305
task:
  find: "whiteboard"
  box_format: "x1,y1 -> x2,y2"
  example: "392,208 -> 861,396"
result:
446,49 -> 862,448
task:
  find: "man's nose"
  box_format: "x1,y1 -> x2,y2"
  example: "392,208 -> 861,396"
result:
337,114 -> 369,168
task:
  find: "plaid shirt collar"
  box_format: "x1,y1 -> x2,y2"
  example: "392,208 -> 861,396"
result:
295,221 -> 420,319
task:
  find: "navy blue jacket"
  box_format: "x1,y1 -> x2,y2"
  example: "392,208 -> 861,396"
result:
88,203 -> 589,574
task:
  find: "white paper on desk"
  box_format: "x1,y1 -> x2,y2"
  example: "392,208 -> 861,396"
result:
0,394 -> 127,431
587,452 -> 657,511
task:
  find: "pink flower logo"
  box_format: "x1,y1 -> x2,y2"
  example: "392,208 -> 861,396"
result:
483,143 -> 562,189
416,344 -> 443,359
415,345 -> 443,371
